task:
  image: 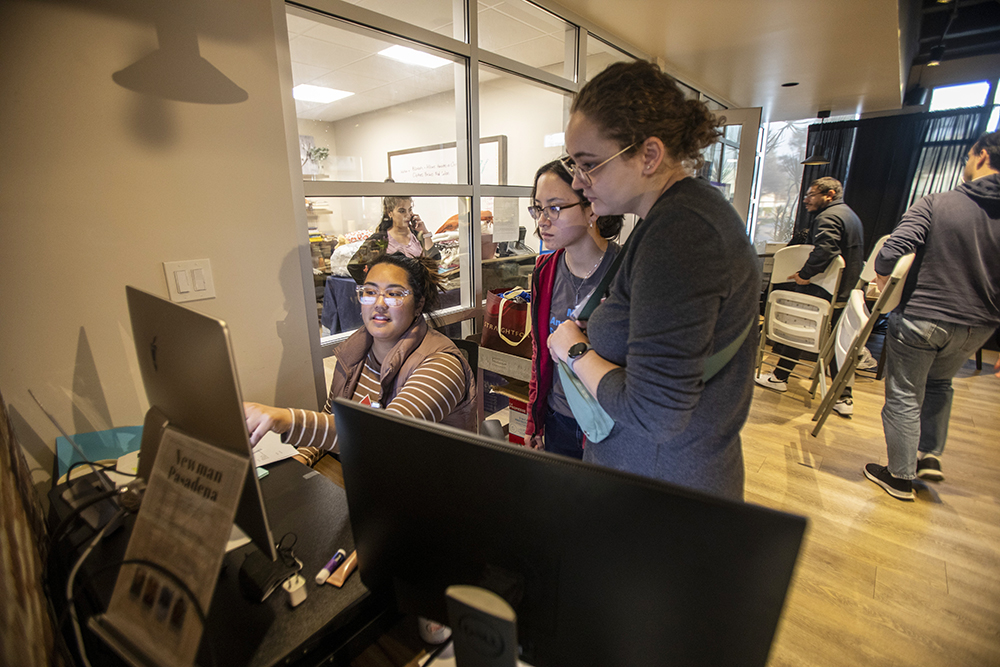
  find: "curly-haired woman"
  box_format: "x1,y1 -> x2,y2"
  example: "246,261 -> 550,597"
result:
546,60 -> 760,500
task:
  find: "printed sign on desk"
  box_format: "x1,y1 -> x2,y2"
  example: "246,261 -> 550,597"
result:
97,426 -> 248,667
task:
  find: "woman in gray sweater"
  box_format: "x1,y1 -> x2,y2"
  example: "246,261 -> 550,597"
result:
547,61 -> 760,501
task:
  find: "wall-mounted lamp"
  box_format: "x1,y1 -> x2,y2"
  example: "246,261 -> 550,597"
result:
801,110 -> 832,166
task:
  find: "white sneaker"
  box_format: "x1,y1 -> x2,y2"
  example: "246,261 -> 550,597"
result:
833,398 -> 854,417
754,373 -> 787,393
856,347 -> 878,371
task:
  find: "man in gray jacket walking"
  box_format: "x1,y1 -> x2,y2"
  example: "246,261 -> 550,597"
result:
865,131 -> 1000,501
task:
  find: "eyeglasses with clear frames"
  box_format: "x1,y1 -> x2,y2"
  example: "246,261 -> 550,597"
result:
356,285 -> 412,307
527,200 -> 588,221
560,143 -> 637,188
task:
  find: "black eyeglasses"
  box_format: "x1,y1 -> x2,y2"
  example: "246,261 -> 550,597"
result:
527,200 -> 589,221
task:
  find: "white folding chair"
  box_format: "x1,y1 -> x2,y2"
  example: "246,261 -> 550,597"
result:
757,245 -> 845,403
810,253 -> 915,436
808,233 -> 892,390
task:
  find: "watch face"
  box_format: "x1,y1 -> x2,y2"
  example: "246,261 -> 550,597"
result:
568,342 -> 588,358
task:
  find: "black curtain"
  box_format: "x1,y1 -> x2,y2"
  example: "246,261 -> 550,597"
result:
792,124 -> 855,239
797,107 -> 989,256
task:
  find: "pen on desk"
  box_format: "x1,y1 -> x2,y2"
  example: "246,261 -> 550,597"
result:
315,549 -> 347,585
326,550 -> 357,588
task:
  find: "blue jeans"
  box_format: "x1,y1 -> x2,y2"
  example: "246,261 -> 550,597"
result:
881,311 -> 996,479
543,408 -> 585,459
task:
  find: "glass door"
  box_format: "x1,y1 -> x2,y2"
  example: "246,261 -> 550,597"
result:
700,107 -> 762,226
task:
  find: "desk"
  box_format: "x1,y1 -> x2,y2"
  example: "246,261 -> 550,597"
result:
48,459 -> 393,667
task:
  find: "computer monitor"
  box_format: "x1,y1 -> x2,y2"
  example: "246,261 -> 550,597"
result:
333,399 -> 806,667
126,286 -> 277,560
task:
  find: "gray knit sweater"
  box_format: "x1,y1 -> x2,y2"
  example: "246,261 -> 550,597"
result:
585,177 -> 761,501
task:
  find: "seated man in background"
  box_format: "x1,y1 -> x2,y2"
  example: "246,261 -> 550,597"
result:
756,176 -> 864,416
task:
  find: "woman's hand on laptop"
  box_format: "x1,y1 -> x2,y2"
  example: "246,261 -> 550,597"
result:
243,402 -> 293,446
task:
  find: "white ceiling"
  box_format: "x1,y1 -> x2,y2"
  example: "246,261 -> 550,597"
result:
288,0 -> 906,125
554,0 -> 906,122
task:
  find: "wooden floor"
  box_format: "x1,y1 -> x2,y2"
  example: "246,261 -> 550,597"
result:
339,348 -> 1000,667
746,348 -> 1000,667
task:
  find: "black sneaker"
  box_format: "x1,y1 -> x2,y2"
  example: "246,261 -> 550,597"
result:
916,456 -> 944,482
864,463 -> 914,501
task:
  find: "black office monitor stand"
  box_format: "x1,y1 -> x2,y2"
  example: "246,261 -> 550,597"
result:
445,585 -> 519,667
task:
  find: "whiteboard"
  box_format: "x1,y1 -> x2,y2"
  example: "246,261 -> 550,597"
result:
388,136 -> 507,185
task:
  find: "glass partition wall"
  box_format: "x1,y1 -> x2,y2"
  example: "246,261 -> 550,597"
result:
282,0 -> 678,355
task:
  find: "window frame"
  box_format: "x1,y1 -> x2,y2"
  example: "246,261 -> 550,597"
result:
278,0 -> 729,387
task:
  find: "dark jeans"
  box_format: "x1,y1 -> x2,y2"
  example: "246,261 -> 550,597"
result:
543,407 -> 585,459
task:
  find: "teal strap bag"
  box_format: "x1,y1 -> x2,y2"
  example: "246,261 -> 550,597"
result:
557,234 -> 755,442
558,322 -> 752,444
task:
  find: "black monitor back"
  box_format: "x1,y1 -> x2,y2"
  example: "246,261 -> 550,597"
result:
333,399 -> 806,667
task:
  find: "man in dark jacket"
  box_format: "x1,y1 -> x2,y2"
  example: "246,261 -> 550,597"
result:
756,177 -> 864,415
864,131 -> 1000,501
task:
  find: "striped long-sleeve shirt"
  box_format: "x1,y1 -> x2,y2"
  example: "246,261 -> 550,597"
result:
287,351 -> 466,466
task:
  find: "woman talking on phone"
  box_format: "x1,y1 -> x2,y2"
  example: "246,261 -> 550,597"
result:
546,60 -> 760,500
525,160 -> 623,459
379,196 -> 437,258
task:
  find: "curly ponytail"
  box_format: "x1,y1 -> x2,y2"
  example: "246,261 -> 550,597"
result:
571,61 -> 722,169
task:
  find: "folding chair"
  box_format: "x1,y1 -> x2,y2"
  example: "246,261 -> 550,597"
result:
757,245 -> 845,404
810,253 -> 915,436
806,234 -> 891,392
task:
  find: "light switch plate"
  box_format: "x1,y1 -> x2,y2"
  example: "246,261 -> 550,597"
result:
163,259 -> 216,302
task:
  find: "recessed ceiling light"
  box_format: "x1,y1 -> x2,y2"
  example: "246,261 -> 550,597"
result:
378,45 -> 450,69
781,82 -> 799,87
292,84 -> 354,103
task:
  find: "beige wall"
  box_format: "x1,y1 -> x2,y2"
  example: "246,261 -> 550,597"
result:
0,0 -> 321,494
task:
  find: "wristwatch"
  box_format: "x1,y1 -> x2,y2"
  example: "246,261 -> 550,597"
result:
567,342 -> 593,372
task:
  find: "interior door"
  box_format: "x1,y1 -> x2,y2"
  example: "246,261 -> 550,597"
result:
701,106 -> 762,226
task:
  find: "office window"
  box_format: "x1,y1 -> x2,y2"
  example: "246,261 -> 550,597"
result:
478,0 -> 575,77
309,196 -> 473,336
339,0 -> 466,41
479,65 -> 572,186
700,125 -> 741,205
703,95 -> 727,112
479,194 -> 537,296
288,10 -> 461,184
675,79 -> 701,101
287,1 -> 646,349
752,120 -> 810,252
928,81 -> 990,112
584,34 -> 637,82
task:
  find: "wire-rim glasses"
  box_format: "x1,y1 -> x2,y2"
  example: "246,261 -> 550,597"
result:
356,285 -> 412,307
527,200 -> 588,221
560,143 -> 637,187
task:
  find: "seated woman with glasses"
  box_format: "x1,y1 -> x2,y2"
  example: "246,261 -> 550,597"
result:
525,160 -> 623,459
545,60 -> 760,501
244,254 -> 476,465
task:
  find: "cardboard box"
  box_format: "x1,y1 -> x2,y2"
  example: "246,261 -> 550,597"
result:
491,380 -> 529,445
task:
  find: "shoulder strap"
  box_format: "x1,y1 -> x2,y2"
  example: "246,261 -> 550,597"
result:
702,318 -> 754,382
576,234 -> 633,321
